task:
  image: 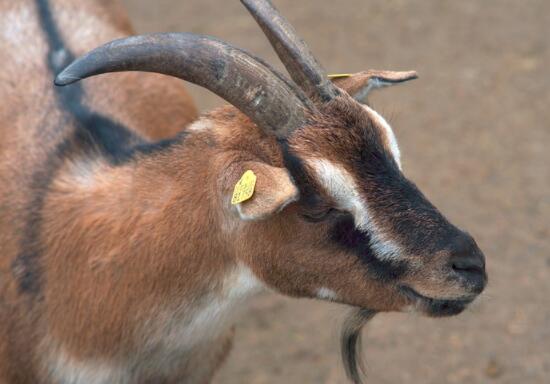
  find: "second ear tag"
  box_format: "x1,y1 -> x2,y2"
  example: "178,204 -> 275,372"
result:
231,170 -> 257,205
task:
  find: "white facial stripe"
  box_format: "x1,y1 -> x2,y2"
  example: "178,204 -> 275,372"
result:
307,159 -> 401,261
363,106 -> 402,169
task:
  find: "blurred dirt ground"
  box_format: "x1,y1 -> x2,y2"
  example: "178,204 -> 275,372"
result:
122,1 -> 549,383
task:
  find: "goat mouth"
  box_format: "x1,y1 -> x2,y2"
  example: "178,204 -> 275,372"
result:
399,286 -> 474,317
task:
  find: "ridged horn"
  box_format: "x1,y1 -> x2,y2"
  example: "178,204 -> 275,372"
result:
241,0 -> 339,102
55,33 -> 313,138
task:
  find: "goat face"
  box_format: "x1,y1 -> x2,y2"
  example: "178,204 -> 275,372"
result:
55,0 -> 487,317
239,89 -> 486,317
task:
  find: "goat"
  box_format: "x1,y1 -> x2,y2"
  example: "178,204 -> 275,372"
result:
0,0 -> 487,383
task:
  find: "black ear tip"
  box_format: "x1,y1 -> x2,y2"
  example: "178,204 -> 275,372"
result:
392,71 -> 419,84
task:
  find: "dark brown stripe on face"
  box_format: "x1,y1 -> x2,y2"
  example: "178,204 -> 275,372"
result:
279,139 -> 323,209
338,104 -> 461,257
330,214 -> 408,282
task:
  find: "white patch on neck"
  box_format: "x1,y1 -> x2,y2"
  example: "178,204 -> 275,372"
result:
307,158 -> 401,261
317,287 -> 338,301
44,265 -> 265,383
45,349 -> 125,384
143,264 -> 265,355
363,105 -> 402,169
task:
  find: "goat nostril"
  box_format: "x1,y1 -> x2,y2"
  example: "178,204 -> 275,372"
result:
451,255 -> 486,287
451,257 -> 487,293
452,261 -> 483,275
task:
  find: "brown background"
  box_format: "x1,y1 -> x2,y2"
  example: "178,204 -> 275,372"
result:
121,1 -> 549,383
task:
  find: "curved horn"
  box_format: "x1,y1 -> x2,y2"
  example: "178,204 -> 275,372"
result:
55,33 -> 313,138
241,0 -> 339,102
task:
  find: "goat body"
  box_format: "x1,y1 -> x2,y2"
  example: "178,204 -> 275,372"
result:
0,1 -> 487,383
0,1 -> 243,382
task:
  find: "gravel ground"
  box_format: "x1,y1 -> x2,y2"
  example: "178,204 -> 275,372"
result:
123,1 -> 550,383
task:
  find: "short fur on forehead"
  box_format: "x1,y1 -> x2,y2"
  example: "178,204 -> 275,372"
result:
289,94 -> 397,173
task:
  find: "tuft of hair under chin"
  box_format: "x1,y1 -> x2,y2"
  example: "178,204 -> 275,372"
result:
340,308 -> 377,384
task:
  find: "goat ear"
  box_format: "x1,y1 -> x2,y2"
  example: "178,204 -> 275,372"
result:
231,162 -> 299,221
330,70 -> 417,103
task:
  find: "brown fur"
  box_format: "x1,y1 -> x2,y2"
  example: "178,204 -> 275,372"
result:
0,0 -> 200,382
0,1 -> 486,383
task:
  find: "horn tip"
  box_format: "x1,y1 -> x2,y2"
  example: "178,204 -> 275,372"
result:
54,70 -> 81,86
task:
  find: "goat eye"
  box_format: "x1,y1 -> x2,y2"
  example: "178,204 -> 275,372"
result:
301,207 -> 337,222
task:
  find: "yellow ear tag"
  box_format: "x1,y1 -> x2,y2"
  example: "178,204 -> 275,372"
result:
328,73 -> 352,79
231,170 -> 257,205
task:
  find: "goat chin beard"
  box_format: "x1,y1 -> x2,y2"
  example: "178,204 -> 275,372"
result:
339,294 -> 474,384
340,308 -> 377,384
